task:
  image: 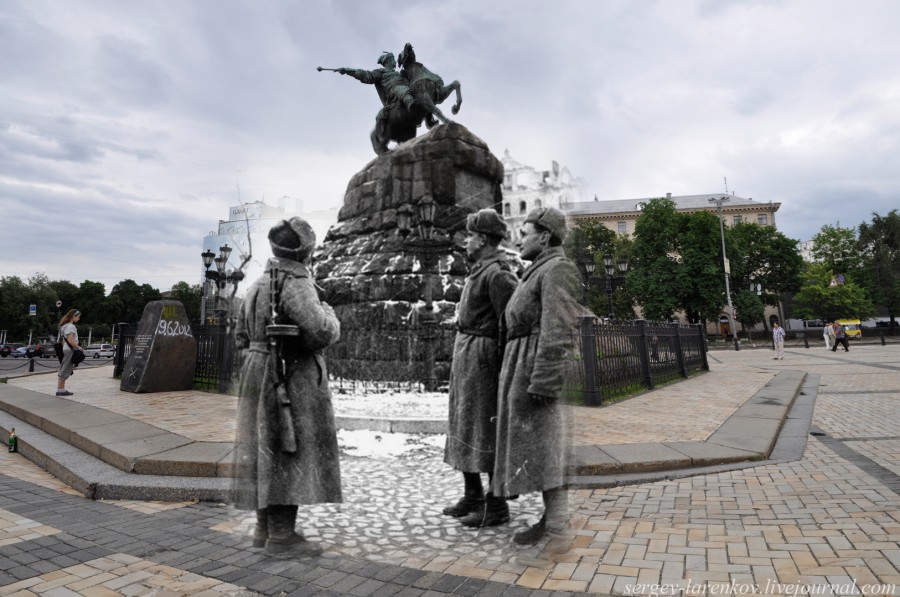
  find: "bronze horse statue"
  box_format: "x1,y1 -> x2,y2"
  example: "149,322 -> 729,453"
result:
372,44 -> 463,153
398,43 -> 462,130
325,44 -> 463,154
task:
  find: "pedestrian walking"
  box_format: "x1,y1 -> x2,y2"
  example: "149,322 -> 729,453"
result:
443,209 -> 518,528
492,207 -> 581,545
832,321 -> 850,352
772,321 -> 785,360
232,217 -> 342,558
56,309 -> 84,396
823,321 -> 834,349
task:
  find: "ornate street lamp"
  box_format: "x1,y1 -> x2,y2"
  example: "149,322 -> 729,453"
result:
395,195 -> 451,391
200,244 -> 244,323
602,253 -> 626,321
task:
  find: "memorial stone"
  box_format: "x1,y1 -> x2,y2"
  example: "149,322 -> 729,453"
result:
120,300 -> 197,393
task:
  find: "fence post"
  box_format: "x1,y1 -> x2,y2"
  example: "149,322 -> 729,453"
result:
698,324 -> 710,371
579,316 -> 601,406
674,324 -> 688,378
803,331 -> 809,349
880,329 -> 886,346
635,319 -> 654,390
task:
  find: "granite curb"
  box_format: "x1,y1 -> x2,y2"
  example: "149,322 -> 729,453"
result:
566,369 -> 815,489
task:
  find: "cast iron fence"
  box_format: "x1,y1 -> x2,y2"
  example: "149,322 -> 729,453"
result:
577,317 -> 709,406
111,317 -> 709,401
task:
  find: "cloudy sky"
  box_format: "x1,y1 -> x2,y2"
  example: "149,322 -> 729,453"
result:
3,0 -> 899,293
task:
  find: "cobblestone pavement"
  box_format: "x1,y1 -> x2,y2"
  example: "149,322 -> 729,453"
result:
2,344 -> 899,595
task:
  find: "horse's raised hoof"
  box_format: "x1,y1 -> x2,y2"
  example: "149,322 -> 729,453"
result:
451,105 -> 460,115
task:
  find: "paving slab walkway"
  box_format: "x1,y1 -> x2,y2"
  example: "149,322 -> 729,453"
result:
1,344 -> 898,595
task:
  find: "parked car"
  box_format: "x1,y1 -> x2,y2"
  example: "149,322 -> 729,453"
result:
11,346 -> 31,358
85,344 -> 116,358
0,343 -> 23,358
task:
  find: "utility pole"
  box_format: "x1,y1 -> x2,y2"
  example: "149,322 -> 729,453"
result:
710,196 -> 740,351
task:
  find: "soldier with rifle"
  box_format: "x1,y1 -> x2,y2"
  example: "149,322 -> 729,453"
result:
233,217 -> 342,558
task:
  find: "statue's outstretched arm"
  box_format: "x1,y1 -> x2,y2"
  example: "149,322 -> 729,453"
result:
340,68 -> 378,85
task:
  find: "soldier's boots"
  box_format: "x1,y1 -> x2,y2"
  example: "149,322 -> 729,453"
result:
442,492 -> 484,518
513,488 -> 568,545
460,493 -> 510,528
252,508 -> 268,548
264,505 -> 323,558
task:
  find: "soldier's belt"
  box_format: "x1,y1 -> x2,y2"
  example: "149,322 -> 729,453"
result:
457,327 -> 499,338
506,326 -> 539,341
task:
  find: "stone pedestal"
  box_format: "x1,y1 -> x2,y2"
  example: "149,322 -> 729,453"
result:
314,123 -> 503,382
120,300 -> 197,393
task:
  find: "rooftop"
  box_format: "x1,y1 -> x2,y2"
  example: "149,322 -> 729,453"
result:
562,193 -> 779,216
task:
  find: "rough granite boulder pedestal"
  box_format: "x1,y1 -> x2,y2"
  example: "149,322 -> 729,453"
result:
120,300 -> 197,393
314,123 -> 504,382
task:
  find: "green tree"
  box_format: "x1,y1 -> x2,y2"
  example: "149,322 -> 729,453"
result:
76,281 -> 107,325
858,209 -> 900,326
563,219 -> 621,316
48,280 -> 79,316
728,222 -> 804,326
628,198 -> 681,320
733,289 -> 766,336
676,211 -> 726,325
0,276 -> 29,339
108,280 -> 162,323
811,223 -> 863,281
26,273 -> 59,338
170,281 -> 203,322
791,263 -> 875,321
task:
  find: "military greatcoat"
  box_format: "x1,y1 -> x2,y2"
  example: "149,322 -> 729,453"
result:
444,252 -> 518,473
233,258 -> 342,510
492,246 -> 580,497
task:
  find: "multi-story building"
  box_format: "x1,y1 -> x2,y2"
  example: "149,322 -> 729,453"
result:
499,150 -> 588,236
561,192 -> 781,234
199,198 -> 338,320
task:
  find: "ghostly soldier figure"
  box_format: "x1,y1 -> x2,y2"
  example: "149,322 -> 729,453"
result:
233,217 -> 342,558
443,209 -> 518,527
493,207 -> 580,545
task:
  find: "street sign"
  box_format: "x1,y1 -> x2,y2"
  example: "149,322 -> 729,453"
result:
29,304 -> 36,317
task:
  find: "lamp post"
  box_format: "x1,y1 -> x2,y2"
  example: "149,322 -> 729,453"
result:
602,253 -> 629,321
396,195 -> 453,392
709,197 -> 740,351
200,244 -> 245,323
579,252 -> 628,321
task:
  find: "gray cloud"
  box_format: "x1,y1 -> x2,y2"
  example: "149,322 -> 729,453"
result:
2,0 -> 900,292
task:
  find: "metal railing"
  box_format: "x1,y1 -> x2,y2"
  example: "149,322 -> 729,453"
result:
578,318 -> 709,406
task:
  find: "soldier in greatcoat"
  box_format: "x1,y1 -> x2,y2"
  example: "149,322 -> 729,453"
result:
492,207 -> 580,545
443,209 -> 518,527
233,217 -> 342,558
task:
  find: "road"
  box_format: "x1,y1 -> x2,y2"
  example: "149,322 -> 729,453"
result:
0,355 -> 114,379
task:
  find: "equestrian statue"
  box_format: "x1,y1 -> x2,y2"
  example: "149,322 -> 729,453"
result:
319,43 -> 463,155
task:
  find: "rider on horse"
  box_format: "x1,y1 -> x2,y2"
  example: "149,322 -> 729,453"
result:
337,53 -> 417,126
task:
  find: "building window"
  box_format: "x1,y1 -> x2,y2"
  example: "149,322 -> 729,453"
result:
617,221 -> 627,234
503,203 -> 510,216
733,215 -> 743,225
519,201 -> 527,214
535,198 -> 542,208
757,214 -> 768,225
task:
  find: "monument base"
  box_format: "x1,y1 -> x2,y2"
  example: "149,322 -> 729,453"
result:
314,123 -> 504,383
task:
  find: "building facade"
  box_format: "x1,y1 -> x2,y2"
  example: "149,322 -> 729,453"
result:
561,192 -> 781,235
499,150 -> 588,237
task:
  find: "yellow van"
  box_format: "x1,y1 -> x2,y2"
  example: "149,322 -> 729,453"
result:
836,319 -> 862,340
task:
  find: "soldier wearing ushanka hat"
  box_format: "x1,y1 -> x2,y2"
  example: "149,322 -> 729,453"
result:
493,206 -> 580,544
233,217 -> 342,557
442,208 -> 519,528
